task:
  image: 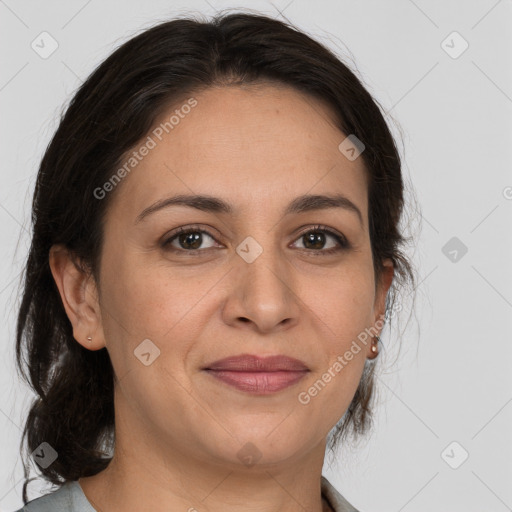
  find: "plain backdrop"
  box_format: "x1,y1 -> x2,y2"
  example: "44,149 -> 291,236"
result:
1,1 -> 511,511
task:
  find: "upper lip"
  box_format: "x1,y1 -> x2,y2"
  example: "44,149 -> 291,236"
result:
203,354 -> 310,372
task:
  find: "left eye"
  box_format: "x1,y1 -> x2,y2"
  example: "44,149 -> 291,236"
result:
162,225 -> 349,255
291,227 -> 349,254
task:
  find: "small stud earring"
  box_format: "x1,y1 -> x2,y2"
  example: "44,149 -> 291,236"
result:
371,335 -> 380,354
87,336 -> 92,343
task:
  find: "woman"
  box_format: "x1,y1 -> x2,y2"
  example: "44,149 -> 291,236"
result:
14,10 -> 415,512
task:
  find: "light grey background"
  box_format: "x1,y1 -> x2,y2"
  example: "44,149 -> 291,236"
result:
1,1 -> 511,511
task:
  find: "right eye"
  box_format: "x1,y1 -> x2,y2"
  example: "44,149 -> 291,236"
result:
161,226 -> 222,254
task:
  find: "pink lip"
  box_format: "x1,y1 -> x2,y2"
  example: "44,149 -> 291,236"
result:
202,354 -> 310,394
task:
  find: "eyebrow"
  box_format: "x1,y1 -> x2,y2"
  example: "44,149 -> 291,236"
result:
135,193 -> 363,227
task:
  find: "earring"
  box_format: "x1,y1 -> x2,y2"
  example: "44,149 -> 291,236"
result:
87,336 -> 92,343
371,335 -> 380,354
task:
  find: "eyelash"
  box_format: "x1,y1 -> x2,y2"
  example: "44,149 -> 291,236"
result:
161,224 -> 350,256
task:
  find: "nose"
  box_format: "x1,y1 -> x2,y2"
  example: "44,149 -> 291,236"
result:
221,241 -> 301,334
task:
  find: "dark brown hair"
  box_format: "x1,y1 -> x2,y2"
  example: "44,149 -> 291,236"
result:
15,10 -> 416,504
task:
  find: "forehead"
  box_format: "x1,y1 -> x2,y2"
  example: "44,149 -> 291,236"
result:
108,84 -> 369,224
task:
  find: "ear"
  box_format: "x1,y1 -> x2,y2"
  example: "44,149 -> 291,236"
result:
49,244 -> 106,351
367,258 -> 394,357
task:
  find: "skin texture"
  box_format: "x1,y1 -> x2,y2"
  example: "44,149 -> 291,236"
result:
49,84 -> 394,512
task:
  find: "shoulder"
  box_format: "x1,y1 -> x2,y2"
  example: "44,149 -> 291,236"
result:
12,481 -> 95,512
321,475 -> 361,512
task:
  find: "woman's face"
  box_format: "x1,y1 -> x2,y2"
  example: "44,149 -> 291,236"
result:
90,84 -> 393,469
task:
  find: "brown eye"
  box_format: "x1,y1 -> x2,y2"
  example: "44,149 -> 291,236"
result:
302,231 -> 327,250
292,225 -> 350,254
162,227 -> 219,253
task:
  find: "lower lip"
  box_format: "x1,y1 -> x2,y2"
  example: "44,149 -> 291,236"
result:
203,370 -> 309,394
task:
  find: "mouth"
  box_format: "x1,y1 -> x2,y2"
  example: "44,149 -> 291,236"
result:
202,354 -> 310,395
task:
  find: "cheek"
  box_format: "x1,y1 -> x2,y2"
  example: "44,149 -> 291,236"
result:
293,341 -> 368,445
302,265 -> 374,405
310,264 -> 375,338
297,321 -> 369,436
98,249 -> 223,387
100,246 -> 196,338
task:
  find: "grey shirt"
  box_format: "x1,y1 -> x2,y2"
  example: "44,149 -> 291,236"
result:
15,475 -> 359,512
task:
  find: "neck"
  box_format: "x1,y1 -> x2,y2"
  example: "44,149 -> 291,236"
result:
79,388 -> 331,512
79,433 -> 329,512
